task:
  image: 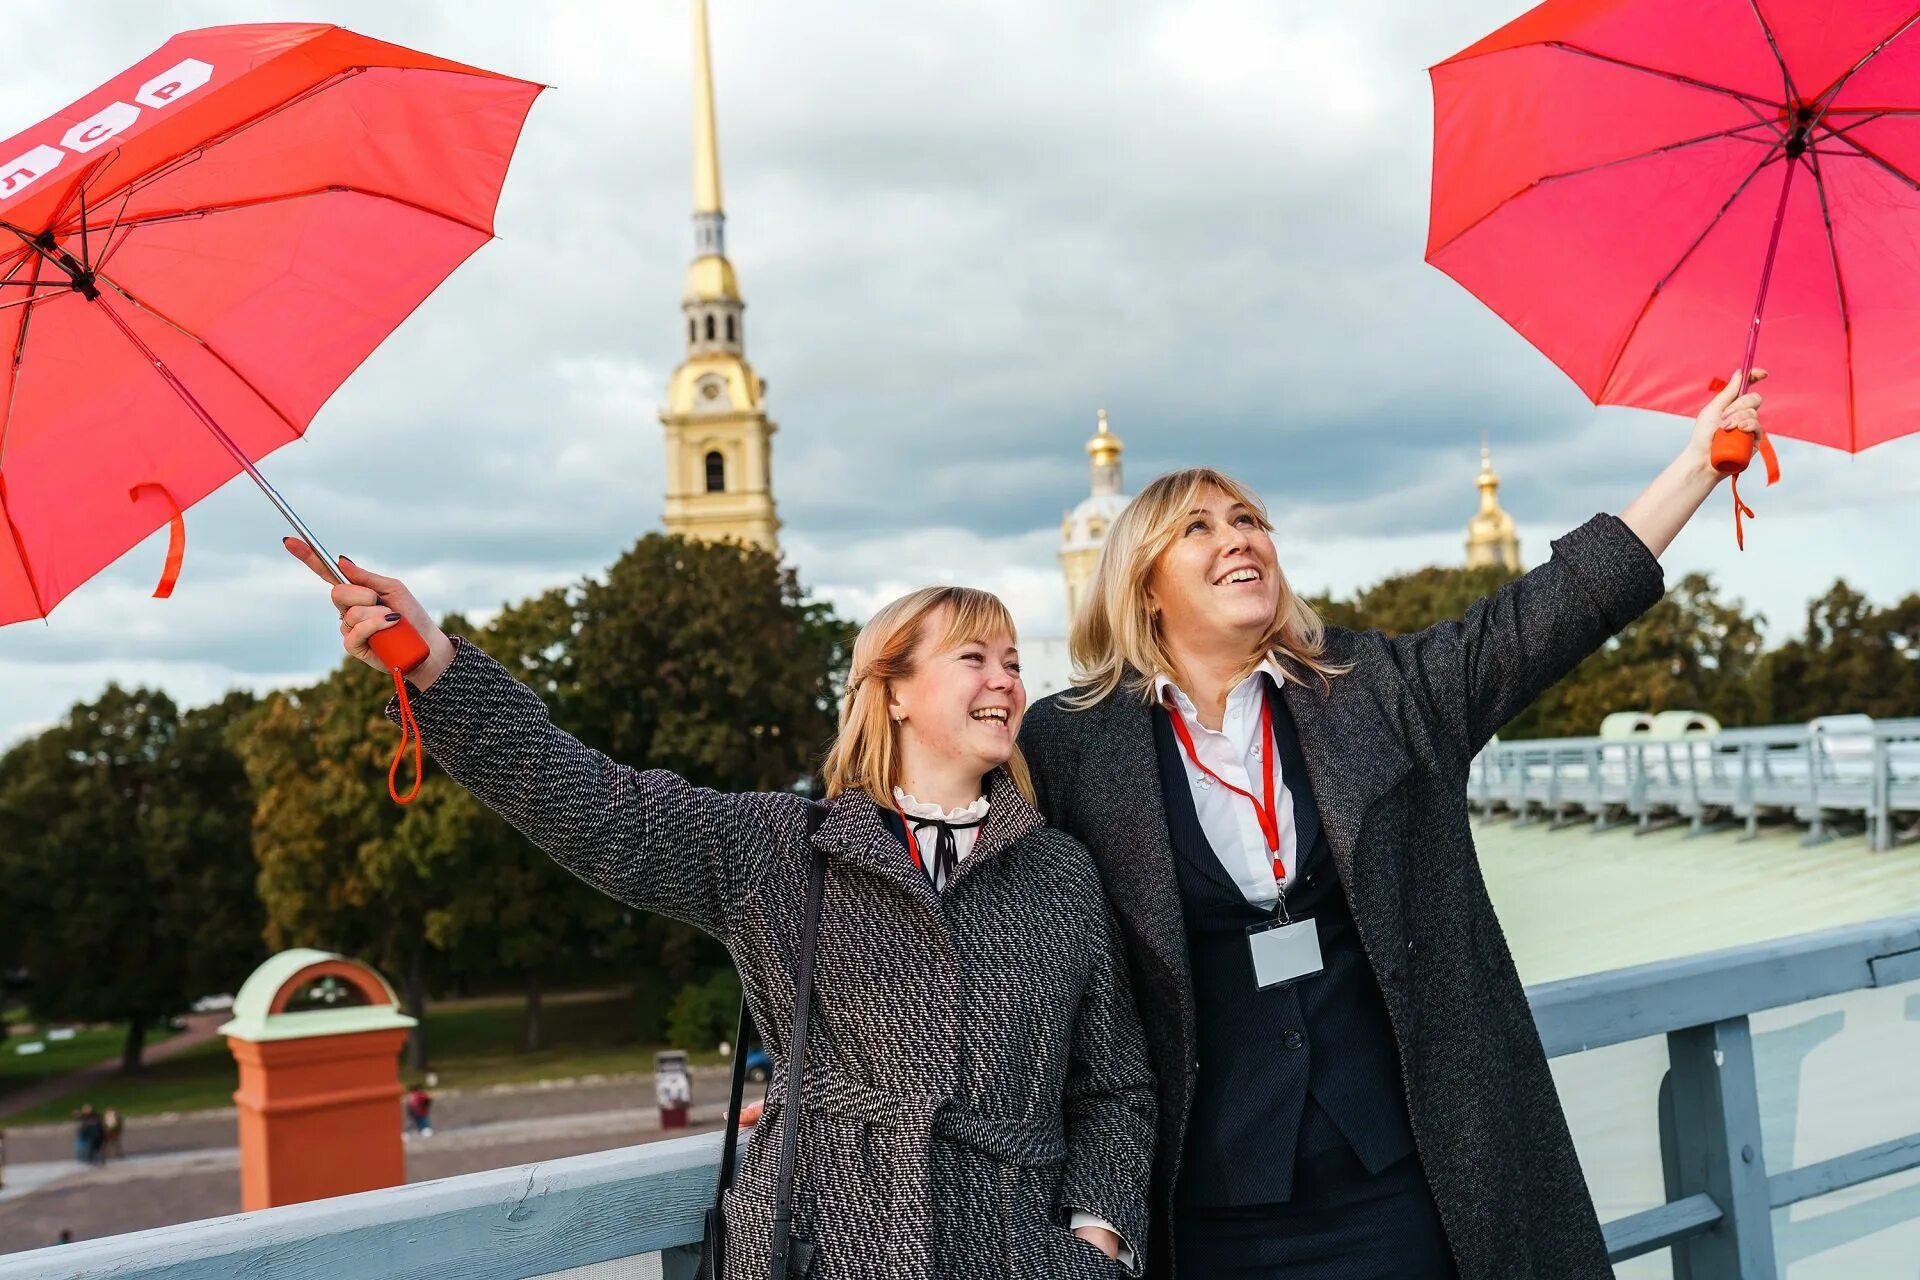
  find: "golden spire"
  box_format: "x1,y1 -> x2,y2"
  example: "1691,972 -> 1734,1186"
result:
692,0 -> 723,218
684,0 -> 738,303
1466,435 -> 1521,571
1086,408 -> 1124,496
1476,435 -> 1500,511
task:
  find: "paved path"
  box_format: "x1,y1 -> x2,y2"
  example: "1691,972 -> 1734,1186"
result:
0,1089 -> 733,1251
0,1013 -> 228,1122
0,1067 -> 731,1166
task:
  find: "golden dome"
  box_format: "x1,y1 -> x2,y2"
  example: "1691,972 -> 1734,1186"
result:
683,253 -> 740,302
1086,407 -> 1124,465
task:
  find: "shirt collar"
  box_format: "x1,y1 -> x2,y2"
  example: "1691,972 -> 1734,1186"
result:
892,787 -> 992,824
1153,656 -> 1287,716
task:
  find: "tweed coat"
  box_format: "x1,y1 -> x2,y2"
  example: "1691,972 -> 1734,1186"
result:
391,640 -> 1156,1280
1019,512 -> 1666,1280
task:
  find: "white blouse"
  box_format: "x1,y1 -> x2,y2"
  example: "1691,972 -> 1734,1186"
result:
1154,658 -> 1300,908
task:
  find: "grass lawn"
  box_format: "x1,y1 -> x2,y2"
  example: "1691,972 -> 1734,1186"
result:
0,992 -> 711,1128
0,1023 -> 178,1094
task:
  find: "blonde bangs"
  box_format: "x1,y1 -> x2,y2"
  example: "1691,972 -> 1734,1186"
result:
1065,467 -> 1349,709
822,586 -> 1036,808
935,589 -> 1021,654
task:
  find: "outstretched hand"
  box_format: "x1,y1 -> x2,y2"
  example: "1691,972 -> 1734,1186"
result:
282,538 -> 456,688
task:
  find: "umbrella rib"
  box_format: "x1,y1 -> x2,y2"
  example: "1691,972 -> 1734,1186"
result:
93,275 -> 307,450
1430,125 -> 1776,259
0,250 -> 43,465
1547,43 -> 1784,109
1803,147 -> 1858,453
0,258 -> 39,613
1747,0 -> 1803,105
108,71 -> 365,212
1814,6 -> 1920,116
1595,144 -> 1786,400
69,184 -> 491,277
1536,122 -> 1782,189
1818,130 -> 1920,193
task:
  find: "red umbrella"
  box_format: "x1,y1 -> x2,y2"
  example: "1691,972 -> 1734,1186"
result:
0,24 -> 540,797
1429,0 -> 1920,545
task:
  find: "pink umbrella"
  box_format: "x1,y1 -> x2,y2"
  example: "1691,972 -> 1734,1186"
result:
0,24 -> 541,798
1430,0 -> 1920,544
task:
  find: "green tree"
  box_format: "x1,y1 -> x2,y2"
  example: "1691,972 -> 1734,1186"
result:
1308,564 -> 1520,637
566,535 -> 855,1011
666,967 -> 741,1054
0,686 -> 262,1071
1764,580 -> 1920,723
1312,565 -> 1767,739
236,658 -> 440,1067
1502,572 -> 1767,738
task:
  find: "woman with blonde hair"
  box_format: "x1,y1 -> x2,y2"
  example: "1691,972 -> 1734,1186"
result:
284,548 -> 1156,1280
1020,379 -> 1768,1279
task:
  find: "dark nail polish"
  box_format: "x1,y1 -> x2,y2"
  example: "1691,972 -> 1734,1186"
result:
386,613 -> 402,622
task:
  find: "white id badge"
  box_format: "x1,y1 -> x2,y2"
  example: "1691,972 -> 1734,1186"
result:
1247,916 -> 1324,990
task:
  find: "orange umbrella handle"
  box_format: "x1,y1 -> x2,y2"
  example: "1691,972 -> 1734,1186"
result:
369,622 -> 431,805
370,620 -> 431,674
1711,427 -> 1756,475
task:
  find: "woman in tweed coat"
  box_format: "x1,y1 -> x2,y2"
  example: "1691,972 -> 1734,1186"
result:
1019,376 -> 1769,1279
286,560 -> 1156,1280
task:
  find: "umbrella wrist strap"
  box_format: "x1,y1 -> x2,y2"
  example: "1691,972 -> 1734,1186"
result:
388,671 -> 424,805
1727,433 -> 1780,551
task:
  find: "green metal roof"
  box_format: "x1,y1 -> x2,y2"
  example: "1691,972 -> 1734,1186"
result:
1477,818 -> 1920,985
217,947 -> 418,1043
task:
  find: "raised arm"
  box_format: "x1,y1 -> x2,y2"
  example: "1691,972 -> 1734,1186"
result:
1388,370 -> 1768,762
1388,513 -> 1663,761
285,541 -> 797,940
395,637 -> 798,937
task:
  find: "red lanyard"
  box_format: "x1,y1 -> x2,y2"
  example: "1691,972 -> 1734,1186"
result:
897,810 -> 925,871
1166,696 -> 1286,882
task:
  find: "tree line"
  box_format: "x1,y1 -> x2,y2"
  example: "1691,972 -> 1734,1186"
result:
1306,567 -> 1920,735
3,537 -> 1913,1075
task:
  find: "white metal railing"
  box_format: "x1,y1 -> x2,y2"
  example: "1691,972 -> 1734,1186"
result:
1470,718 -> 1920,849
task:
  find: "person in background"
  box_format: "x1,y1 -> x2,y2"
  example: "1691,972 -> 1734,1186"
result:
71,1104 -> 103,1166
404,1083 -> 434,1138
101,1107 -> 124,1161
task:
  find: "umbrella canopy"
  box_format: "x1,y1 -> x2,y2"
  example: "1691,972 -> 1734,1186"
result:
0,23 -> 541,625
1428,0 -> 1920,463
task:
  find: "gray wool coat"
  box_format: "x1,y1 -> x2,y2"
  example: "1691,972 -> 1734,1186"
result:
392,641 -> 1157,1280
1019,513 -> 1666,1280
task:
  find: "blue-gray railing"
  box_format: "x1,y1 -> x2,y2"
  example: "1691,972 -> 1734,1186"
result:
1471,718 -> 1920,848
5,915 -> 1918,1280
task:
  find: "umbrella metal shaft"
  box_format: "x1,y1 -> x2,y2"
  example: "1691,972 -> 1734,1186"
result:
89,296 -> 349,587
1739,143 -> 1801,397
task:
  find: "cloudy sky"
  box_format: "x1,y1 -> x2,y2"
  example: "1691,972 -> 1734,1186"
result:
3,0 -> 1918,746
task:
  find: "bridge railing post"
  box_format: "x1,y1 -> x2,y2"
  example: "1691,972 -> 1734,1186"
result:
1660,1016 -> 1777,1280
1871,733 -> 1891,853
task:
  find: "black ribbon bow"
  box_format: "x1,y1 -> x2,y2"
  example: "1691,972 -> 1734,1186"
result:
906,813 -> 986,892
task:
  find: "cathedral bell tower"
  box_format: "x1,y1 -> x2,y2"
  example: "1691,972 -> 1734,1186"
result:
659,0 -> 780,550
1061,409 -> 1129,623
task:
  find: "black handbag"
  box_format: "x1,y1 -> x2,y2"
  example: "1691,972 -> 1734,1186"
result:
697,801 -> 828,1280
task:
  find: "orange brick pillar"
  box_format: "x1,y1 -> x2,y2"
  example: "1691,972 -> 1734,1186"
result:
220,949 -> 419,1211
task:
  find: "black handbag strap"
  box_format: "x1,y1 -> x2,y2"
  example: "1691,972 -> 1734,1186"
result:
709,799 -> 828,1278
768,825 -> 827,1280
